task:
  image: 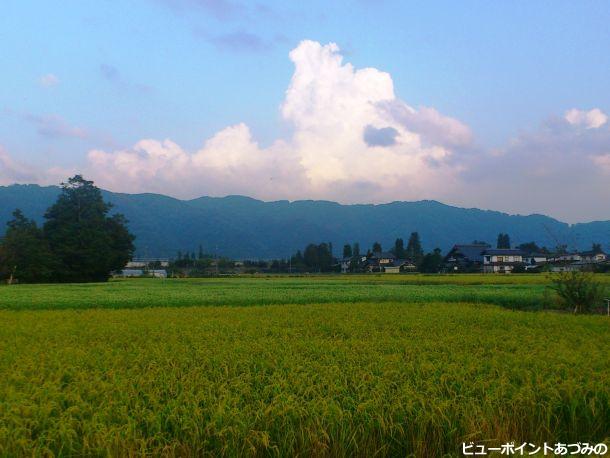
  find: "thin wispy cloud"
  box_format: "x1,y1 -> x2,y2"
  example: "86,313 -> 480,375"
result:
99,64 -> 152,94
39,73 -> 60,87
24,114 -> 88,140
100,64 -> 120,82
205,31 -> 270,52
157,0 -> 243,21
5,108 -> 115,148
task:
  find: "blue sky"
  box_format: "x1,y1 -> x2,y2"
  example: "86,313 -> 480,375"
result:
1,1 -> 610,221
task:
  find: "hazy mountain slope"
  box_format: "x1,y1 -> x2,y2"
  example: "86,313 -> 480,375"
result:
1,184 -> 608,258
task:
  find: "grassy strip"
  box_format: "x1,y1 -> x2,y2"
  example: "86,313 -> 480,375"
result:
0,277 -> 557,311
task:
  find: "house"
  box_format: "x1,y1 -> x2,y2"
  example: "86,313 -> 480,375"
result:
522,252 -> 548,270
482,249 -> 524,273
579,251 -> 607,263
119,269 -> 144,277
364,252 -> 396,272
340,257 -> 353,273
443,243 -> 490,272
125,258 -> 170,268
117,269 -> 167,278
359,252 -> 416,273
549,253 -> 582,263
548,250 -> 607,272
384,259 -> 417,273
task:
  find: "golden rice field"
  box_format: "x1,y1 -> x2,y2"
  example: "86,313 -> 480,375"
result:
0,276 -> 609,456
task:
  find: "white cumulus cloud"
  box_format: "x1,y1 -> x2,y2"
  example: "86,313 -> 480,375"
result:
565,108 -> 608,129
85,40 -> 465,203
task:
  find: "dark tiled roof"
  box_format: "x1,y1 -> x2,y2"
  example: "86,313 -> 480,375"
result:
483,249 -> 524,256
580,251 -> 606,256
449,244 -> 489,262
393,259 -> 415,267
371,252 -> 396,259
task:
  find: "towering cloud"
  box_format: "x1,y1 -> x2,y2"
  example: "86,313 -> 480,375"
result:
86,40 -> 465,203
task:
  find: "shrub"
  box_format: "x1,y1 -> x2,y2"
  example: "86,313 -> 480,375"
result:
549,271 -> 606,314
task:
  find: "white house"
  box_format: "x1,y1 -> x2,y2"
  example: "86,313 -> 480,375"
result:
125,258 -> 170,268
579,251 -> 606,263
522,252 -> 548,270
482,249 -> 524,273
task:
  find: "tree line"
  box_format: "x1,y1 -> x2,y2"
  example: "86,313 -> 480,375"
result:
283,232 -> 445,273
0,176 -> 135,283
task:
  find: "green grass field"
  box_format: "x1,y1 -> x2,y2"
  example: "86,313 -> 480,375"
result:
0,274 -> 594,311
1,275 -> 609,456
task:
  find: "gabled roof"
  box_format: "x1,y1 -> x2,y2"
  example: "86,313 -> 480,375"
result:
483,249 -> 524,256
580,251 -> 606,256
448,244 -> 489,262
370,251 -> 396,260
393,259 -> 415,267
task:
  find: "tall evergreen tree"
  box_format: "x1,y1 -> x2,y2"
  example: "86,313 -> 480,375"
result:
43,175 -> 135,282
393,238 -> 405,258
303,243 -> 334,272
497,233 -> 511,249
317,243 -> 333,272
0,209 -> 55,283
352,242 -> 360,257
372,242 -> 382,254
303,244 -> 319,270
406,232 -> 424,264
343,244 -> 352,259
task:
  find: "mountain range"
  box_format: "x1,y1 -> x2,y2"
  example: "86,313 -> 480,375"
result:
1,184 -> 609,259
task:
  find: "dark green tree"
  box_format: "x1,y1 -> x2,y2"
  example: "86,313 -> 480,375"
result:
406,232 -> 424,264
352,242 -> 360,257
43,175 -> 135,282
497,233 -> 511,249
290,250 -> 305,271
0,210 -> 55,283
419,248 -> 443,273
198,245 -> 204,259
517,241 -> 541,253
592,243 -> 603,254
372,242 -> 382,254
393,238 -> 405,259
343,244 -> 352,259
303,244 -> 319,270
303,243 -> 333,272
